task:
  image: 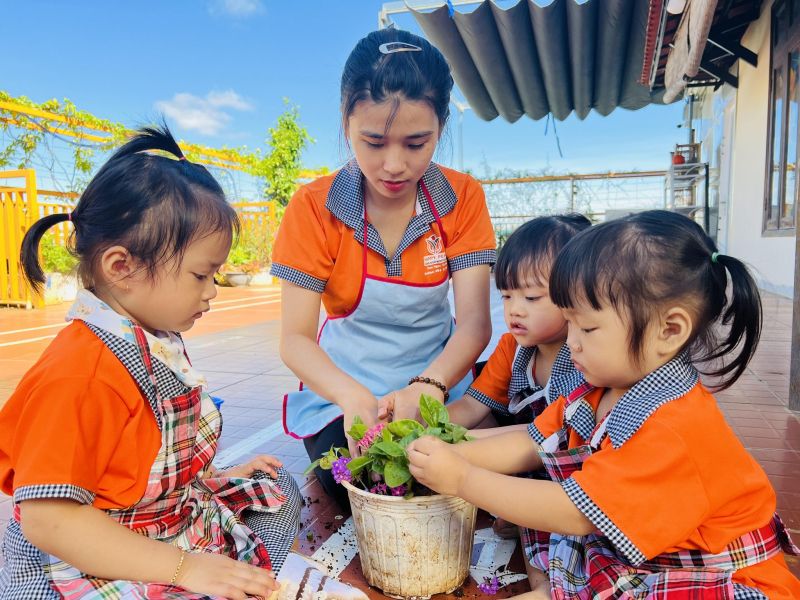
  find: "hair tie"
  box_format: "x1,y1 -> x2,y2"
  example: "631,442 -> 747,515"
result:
179,156 -> 187,161
67,212 -> 73,223
711,251 -> 720,264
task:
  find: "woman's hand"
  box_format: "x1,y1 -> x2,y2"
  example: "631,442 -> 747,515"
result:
407,436 -> 469,496
176,551 -> 278,599
340,391 -> 380,457
380,381 -> 445,422
218,455 -> 283,479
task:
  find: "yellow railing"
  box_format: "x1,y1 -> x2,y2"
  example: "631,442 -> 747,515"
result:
0,170 -> 278,308
0,170 -> 44,307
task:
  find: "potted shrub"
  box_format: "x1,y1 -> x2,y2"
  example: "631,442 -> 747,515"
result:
40,234 -> 79,304
307,396 -> 477,599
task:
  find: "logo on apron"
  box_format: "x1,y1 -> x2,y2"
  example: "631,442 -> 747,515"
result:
423,234 -> 447,274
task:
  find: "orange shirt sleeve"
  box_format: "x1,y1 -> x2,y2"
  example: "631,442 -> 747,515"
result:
529,396 -> 567,443
5,378 -> 138,500
467,334 -> 516,411
270,183 -> 336,291
444,175 -> 496,268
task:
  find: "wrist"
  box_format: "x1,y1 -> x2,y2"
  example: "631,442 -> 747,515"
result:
408,375 -> 449,402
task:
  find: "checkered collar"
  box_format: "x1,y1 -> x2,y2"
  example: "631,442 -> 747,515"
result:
325,160 -> 458,233
509,342 -> 578,404
605,351 -> 698,448
564,351 -> 699,448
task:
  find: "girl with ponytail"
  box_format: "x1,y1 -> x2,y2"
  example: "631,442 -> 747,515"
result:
408,210 -> 800,598
0,125 -> 301,598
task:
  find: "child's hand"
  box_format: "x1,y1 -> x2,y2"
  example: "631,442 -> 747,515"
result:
219,455 -> 283,479
176,551 -> 277,599
407,436 -> 468,496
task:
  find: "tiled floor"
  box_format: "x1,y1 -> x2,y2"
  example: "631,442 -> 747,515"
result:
0,287 -> 798,590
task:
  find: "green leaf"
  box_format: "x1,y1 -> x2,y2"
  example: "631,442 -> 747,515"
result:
419,394 -> 448,427
445,423 -> 469,444
371,440 -> 405,457
423,427 -> 443,438
381,427 -> 393,443
302,458 -> 321,475
347,416 -> 367,441
384,460 -> 412,488
387,419 -> 424,438
346,456 -> 373,477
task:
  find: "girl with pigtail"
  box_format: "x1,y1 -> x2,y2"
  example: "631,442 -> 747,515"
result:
408,210 -> 800,598
0,125 -> 301,599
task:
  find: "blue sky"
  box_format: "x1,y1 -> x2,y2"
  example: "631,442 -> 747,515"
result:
1,0 -> 687,176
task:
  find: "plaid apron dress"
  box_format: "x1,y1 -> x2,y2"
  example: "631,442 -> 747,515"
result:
23,323 -> 288,599
533,385 -> 800,599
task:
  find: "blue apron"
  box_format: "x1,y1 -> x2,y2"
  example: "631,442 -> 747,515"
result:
283,182 -> 473,438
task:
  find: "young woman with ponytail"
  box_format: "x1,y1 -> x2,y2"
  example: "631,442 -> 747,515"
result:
0,125 -> 300,599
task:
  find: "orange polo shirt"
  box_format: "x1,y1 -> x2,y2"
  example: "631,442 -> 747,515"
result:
533,384 -> 800,598
271,162 -> 496,317
0,321 -> 161,510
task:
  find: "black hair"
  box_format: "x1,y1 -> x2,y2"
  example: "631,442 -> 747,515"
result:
549,210 -> 762,390
494,214 -> 592,290
21,124 -> 239,292
340,29 -> 454,132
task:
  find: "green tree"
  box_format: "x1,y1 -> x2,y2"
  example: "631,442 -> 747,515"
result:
261,100 -> 313,207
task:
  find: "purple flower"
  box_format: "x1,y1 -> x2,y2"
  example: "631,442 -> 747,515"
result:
357,422 -> 387,450
331,457 -> 352,484
478,576 -> 499,595
390,484 -> 407,496
369,483 -> 388,495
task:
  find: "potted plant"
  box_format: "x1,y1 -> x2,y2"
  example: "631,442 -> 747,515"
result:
40,233 -> 79,304
307,396 -> 477,599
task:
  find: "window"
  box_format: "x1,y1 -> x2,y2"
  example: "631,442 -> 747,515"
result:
765,0 -> 800,233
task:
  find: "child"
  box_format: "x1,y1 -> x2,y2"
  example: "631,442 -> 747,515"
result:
445,215 -> 589,434
0,126 -> 301,599
407,210 -> 800,598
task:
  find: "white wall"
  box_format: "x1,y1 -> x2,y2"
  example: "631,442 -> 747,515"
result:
727,3 -> 796,297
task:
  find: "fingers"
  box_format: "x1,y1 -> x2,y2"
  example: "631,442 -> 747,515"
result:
377,395 -> 395,420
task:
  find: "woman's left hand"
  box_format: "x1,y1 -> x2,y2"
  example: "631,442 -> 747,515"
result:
379,381 -> 445,422
216,455 -> 283,479
407,436 -> 468,496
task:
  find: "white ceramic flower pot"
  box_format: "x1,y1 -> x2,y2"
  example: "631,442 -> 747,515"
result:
342,481 -> 476,599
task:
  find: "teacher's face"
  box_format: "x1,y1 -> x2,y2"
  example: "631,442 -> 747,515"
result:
346,97 -> 440,205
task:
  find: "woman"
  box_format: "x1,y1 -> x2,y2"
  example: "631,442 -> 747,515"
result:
271,28 -> 495,507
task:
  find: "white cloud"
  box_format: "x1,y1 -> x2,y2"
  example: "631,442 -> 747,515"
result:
208,0 -> 264,18
155,90 -> 253,136
207,90 -> 253,111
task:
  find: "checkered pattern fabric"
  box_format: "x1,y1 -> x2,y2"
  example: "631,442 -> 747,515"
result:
241,469 -> 302,574
464,386 -> 508,414
13,484 -> 95,506
270,263 -> 327,293
1,322 -> 297,598
526,351 -> 796,598
86,323 -> 197,431
542,530 -> 768,599
508,345 -> 535,401
605,351 -> 698,449
448,249 -> 496,272
325,160 -> 469,278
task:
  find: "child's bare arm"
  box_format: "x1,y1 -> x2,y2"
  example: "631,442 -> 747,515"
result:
408,437 -> 593,537
467,423 -> 529,439
20,499 -> 277,597
446,395 -> 492,428
454,429 -> 543,474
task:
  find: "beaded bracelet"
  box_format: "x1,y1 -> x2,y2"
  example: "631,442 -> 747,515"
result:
170,549 -> 186,586
408,376 -> 449,402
